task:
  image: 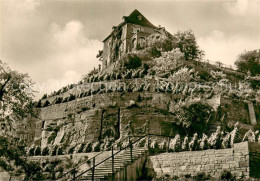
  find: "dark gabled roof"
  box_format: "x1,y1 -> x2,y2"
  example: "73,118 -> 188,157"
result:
103,9 -> 156,42
125,9 -> 156,29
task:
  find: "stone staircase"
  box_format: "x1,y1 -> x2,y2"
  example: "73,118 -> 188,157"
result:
78,147 -> 147,180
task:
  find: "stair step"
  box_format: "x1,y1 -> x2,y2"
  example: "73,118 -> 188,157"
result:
97,166 -> 125,170
77,148 -> 148,180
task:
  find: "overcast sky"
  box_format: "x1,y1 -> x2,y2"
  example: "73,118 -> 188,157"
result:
0,0 -> 260,99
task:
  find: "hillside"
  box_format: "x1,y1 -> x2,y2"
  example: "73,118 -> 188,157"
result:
26,32 -> 260,156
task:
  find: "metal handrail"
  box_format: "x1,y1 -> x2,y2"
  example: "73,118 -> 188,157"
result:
73,134 -> 147,180
73,133 -> 177,180
55,135 -> 131,180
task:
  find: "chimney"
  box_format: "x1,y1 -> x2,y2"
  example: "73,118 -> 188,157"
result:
122,16 -> 127,22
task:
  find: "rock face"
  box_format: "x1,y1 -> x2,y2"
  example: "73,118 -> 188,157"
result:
35,82 -> 188,152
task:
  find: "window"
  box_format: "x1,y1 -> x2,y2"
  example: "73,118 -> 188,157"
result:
108,40 -> 112,47
132,38 -> 137,49
137,15 -> 142,21
107,54 -> 110,65
139,37 -> 146,48
42,121 -> 45,129
132,27 -> 140,33
120,42 -> 124,52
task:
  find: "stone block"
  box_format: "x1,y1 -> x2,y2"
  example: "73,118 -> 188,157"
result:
222,164 -> 230,169
239,161 -> 249,167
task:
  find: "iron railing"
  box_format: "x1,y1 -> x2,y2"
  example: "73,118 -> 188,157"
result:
55,135 -> 131,180
66,134 -> 177,181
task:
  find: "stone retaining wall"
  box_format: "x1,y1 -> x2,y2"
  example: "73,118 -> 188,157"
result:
149,142 -> 260,180
248,142 -> 260,178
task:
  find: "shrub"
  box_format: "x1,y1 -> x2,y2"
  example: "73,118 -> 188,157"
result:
55,97 -> 63,104
106,74 -> 111,81
56,89 -> 61,95
77,144 -> 85,153
116,73 -> 122,79
43,100 -> 50,107
150,139 -> 159,149
208,126 -> 222,149
42,147 -> 49,156
181,136 -> 189,151
47,132 -> 57,144
68,94 -> 76,101
57,147 -> 63,155
111,73 -> 117,80
62,97 -> 69,103
92,142 -> 101,152
158,139 -> 167,150
169,134 -> 182,152
184,174 -> 192,178
84,143 -> 92,153
68,147 -> 75,154
220,170 -> 236,181
230,123 -> 241,146
81,107 -> 89,112
28,147 -> 35,156
99,75 -> 104,81
124,71 -> 133,79
189,133 -> 199,151
61,87 -> 68,93
136,43 -> 143,50
193,172 -> 211,181
34,146 -> 41,156
93,76 -> 98,82
36,100 -> 42,108
199,134 -> 209,150
125,54 -> 142,69
198,70 -> 211,81
41,94 -> 47,99
184,102 -> 213,135
149,47 -> 161,58
51,146 -> 58,156
161,39 -> 173,52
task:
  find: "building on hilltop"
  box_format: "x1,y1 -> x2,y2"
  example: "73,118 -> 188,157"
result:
101,9 -> 168,70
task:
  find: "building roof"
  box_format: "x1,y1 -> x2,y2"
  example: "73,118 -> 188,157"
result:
125,9 -> 156,29
103,9 -> 156,42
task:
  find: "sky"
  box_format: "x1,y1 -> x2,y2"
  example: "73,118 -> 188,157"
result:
0,0 -> 260,99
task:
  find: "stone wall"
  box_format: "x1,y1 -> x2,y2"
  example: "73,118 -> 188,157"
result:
36,90 -> 182,150
149,142 -> 256,180
29,151 -> 112,175
248,142 -> 260,178
220,97 -> 250,125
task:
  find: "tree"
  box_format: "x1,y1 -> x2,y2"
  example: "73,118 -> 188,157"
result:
125,54 -> 142,69
0,60 -> 37,131
173,101 -> 213,135
172,30 -> 204,60
184,102 -> 213,134
0,137 -> 41,179
0,60 -> 40,178
235,49 -> 260,76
